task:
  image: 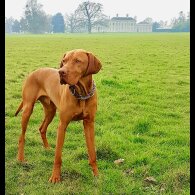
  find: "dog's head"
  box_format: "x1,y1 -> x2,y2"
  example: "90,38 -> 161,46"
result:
58,49 -> 102,85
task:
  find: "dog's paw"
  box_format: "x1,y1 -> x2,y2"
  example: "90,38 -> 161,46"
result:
17,156 -> 27,163
92,167 -> 98,177
49,174 -> 61,183
44,145 -> 50,150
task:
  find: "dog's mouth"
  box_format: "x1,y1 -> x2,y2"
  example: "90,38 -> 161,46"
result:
59,75 -> 67,85
60,79 -> 67,85
59,76 -> 75,85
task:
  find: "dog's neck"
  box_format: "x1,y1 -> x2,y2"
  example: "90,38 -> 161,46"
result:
74,75 -> 93,96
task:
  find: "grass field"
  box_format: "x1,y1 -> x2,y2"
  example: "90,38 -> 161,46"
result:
5,33 -> 190,194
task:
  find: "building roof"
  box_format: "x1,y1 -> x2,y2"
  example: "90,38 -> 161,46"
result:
111,17 -> 135,21
156,27 -> 172,29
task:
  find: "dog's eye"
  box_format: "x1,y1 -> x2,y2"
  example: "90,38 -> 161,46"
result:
75,59 -> 81,63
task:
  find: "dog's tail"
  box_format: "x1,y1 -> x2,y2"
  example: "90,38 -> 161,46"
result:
15,101 -> 23,116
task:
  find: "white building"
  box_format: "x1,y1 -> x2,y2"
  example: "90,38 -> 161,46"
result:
136,22 -> 152,32
92,14 -> 153,33
108,14 -> 137,32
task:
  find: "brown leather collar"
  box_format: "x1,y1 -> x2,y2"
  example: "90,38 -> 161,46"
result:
69,81 -> 96,100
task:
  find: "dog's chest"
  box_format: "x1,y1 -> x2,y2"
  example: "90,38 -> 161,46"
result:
72,101 -> 88,121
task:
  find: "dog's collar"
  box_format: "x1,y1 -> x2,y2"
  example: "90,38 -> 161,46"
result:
69,81 -> 96,100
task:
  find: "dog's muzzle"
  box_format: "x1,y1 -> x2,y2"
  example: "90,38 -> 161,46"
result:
58,70 -> 67,85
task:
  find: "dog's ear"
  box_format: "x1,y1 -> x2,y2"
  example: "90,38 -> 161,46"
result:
60,53 -> 66,68
84,52 -> 102,76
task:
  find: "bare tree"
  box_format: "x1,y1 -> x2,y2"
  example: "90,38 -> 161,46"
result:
170,17 -> 178,27
159,20 -> 165,28
143,17 -> 153,24
65,12 -> 85,33
75,1 -> 108,33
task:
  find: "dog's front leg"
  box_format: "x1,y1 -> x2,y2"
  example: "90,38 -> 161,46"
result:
49,120 -> 68,183
83,119 -> 98,176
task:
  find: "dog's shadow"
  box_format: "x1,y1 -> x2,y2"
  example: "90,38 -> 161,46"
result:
61,169 -> 87,181
17,161 -> 35,172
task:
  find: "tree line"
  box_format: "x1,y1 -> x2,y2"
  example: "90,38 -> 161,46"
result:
5,0 -> 108,34
5,0 -> 190,34
152,11 -> 190,32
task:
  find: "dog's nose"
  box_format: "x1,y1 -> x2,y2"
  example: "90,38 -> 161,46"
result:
59,70 -> 66,75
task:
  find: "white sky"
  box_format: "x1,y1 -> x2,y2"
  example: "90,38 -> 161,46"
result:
5,0 -> 190,22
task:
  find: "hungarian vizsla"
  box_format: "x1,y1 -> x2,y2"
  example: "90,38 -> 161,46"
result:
15,49 -> 102,183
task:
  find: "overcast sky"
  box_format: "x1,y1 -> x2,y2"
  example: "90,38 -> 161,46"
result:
5,0 -> 190,22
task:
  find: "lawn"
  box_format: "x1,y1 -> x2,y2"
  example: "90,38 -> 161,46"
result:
5,33 -> 190,194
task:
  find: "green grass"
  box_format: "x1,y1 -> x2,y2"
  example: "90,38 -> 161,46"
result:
5,33 -> 190,194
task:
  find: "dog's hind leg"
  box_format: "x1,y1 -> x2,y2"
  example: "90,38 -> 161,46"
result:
17,101 -> 35,162
39,96 -> 56,149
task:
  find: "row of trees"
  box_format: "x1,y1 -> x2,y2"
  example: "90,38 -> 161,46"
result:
5,0 -> 108,34
171,11 -> 190,32
5,0 -> 190,34
144,11 -> 190,32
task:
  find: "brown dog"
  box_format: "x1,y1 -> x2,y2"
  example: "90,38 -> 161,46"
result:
15,49 -> 102,183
